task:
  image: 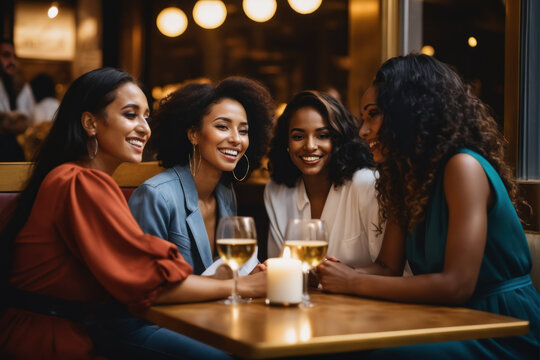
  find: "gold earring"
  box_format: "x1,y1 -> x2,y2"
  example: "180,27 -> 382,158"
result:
232,153 -> 250,182
189,144 -> 201,177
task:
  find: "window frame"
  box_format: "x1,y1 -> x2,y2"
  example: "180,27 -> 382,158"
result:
505,0 -> 540,232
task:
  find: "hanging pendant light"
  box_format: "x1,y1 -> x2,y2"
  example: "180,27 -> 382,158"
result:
156,7 -> 188,37
193,0 -> 227,29
47,2 -> 59,18
287,0 -> 322,15
242,0 -> 277,23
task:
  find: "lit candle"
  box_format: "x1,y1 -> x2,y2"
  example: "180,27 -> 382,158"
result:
266,248 -> 302,306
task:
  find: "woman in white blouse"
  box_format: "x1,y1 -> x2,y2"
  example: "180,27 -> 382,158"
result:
264,91 -> 382,268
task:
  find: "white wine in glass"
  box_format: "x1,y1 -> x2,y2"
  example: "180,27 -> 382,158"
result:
283,240 -> 328,268
284,219 -> 328,307
216,216 -> 258,305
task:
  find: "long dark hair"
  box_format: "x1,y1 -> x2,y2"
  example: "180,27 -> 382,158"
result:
148,76 -> 274,183
268,90 -> 374,187
0,67 -> 136,292
373,54 -> 520,232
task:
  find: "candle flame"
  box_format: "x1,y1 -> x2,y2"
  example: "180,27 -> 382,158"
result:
282,247 -> 291,258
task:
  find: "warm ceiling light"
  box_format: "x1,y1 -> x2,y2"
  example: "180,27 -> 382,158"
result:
468,36 -> 478,48
193,0 -> 227,29
243,0 -> 277,22
287,0 -> 322,14
421,45 -> 435,56
156,7 -> 188,37
47,2 -> 59,19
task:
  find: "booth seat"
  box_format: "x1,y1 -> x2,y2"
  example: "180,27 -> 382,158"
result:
0,162 -> 164,217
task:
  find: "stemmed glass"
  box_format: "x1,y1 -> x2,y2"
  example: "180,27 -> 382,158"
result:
216,216 -> 258,305
283,219 -> 328,308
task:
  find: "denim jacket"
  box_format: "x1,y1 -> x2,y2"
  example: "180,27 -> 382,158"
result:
129,165 -> 236,275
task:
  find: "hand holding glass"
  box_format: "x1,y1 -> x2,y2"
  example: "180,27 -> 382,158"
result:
216,216 -> 258,305
283,219 -> 328,307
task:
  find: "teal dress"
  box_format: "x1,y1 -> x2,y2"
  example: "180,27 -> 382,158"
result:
365,149 -> 540,359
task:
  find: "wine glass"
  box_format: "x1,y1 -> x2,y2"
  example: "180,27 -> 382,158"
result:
283,219 -> 328,308
216,216 -> 258,305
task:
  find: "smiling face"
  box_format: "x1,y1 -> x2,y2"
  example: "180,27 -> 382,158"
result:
190,98 -> 249,175
288,106 -> 332,179
91,82 -> 151,172
359,85 -> 384,163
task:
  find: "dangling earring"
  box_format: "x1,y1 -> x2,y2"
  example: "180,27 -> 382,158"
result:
232,153 -> 250,182
88,136 -> 98,160
189,144 -> 201,177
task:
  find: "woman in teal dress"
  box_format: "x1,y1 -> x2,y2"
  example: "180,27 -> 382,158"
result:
318,54 -> 539,359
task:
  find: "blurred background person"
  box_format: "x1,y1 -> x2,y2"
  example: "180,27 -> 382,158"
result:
0,38 -> 35,161
30,73 -> 59,126
16,73 -> 61,160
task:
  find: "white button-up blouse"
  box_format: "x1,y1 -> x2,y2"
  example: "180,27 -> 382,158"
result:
264,168 -> 383,267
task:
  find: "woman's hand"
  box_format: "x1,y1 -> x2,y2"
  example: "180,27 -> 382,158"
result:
250,263 -> 267,274
318,260 -> 359,294
211,262 -> 266,279
211,264 -> 233,279
237,270 -> 267,298
309,257 -> 340,288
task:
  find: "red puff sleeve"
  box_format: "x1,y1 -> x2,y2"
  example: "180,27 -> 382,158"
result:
53,166 -> 192,308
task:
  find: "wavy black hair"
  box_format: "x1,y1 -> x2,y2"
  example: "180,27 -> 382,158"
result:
0,67 -> 136,294
148,76 -> 274,182
268,91 -> 374,188
373,54 -> 521,232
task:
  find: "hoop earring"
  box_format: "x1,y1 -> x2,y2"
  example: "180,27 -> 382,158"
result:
189,144 -> 201,177
88,136 -> 98,160
232,153 -> 250,182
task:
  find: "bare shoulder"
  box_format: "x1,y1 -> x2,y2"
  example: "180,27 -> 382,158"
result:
444,153 -> 485,180
444,153 -> 490,206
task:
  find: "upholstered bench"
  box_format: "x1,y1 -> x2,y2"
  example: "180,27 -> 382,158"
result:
0,162 -> 165,217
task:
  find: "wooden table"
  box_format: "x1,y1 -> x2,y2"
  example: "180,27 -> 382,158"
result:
136,292 -> 529,359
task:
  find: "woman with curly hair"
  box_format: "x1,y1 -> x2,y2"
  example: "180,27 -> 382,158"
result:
318,54 -> 539,358
129,77 -> 274,275
264,91 -> 382,268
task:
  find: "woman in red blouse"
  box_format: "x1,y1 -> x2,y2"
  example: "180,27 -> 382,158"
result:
0,68 -> 265,360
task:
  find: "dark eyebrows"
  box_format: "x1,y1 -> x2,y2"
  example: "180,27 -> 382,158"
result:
290,126 -> 329,133
122,103 -> 150,114
363,103 -> 378,111
121,103 -> 140,110
213,117 -> 249,126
